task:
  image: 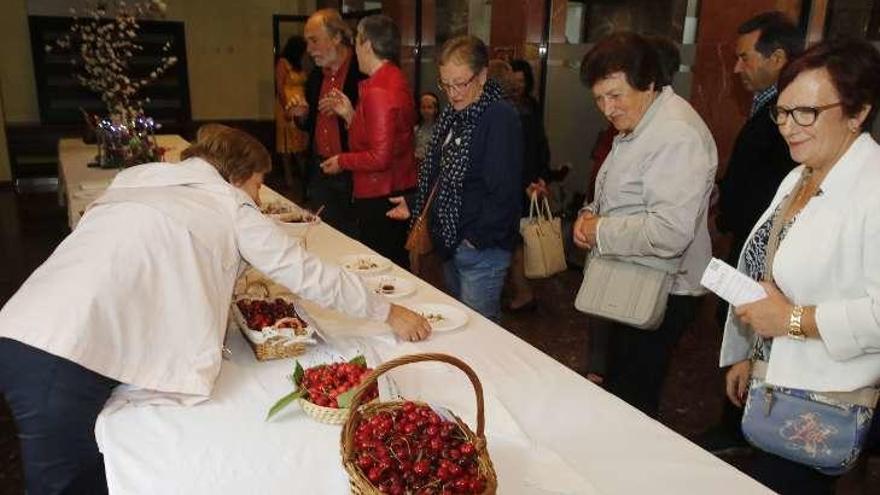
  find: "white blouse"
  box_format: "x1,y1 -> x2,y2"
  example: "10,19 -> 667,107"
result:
720,134 -> 880,392
0,158 -> 390,396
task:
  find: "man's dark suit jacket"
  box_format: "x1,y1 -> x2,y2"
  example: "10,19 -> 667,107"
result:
717,96 -> 797,252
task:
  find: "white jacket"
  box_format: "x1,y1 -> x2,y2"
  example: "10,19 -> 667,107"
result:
588,87 -> 718,295
0,158 -> 389,396
720,134 -> 880,392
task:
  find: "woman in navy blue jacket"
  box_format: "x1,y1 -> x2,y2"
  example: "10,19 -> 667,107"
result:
388,35 -> 523,321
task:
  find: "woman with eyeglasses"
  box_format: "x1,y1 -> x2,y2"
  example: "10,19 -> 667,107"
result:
719,39 -> 880,493
386,35 -> 523,321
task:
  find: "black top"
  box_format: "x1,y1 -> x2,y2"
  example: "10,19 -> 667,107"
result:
515,96 -> 550,187
717,96 -> 797,245
452,100 -> 524,253
301,55 -> 367,157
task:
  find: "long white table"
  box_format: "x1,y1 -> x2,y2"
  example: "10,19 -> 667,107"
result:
81,159 -> 770,493
58,135 -> 189,229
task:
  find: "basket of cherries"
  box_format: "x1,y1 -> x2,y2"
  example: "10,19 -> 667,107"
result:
340,353 -> 497,495
266,355 -> 378,425
233,296 -> 316,361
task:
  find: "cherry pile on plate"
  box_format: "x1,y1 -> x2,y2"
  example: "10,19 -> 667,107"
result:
236,298 -> 302,330
301,362 -> 378,408
351,401 -> 487,494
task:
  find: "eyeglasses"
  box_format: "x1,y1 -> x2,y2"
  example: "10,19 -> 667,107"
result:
769,102 -> 842,127
437,73 -> 478,94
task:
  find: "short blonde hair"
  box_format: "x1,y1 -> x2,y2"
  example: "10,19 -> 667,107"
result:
438,35 -> 488,74
181,124 -> 271,184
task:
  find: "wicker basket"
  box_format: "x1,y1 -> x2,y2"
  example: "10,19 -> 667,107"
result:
299,397 -> 351,425
340,353 -> 498,494
232,281 -> 315,361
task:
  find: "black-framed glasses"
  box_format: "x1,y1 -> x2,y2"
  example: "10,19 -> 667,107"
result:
769,102 -> 842,127
437,73 -> 478,94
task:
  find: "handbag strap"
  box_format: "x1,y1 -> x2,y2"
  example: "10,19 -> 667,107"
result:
541,196 -> 554,220
751,360 -> 880,408
763,168 -> 812,283
418,177 -> 442,221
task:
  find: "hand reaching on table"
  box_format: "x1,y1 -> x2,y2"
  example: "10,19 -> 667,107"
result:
386,304 -> 431,342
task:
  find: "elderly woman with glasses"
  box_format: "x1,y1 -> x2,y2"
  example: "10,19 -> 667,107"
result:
387,35 -> 523,321
719,39 -> 880,493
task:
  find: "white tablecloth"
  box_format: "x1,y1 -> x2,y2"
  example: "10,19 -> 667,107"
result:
94,185 -> 770,494
57,135 -> 189,229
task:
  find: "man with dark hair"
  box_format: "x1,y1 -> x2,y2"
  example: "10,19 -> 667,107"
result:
698,10 -> 803,456
718,11 -> 802,245
289,8 -> 365,237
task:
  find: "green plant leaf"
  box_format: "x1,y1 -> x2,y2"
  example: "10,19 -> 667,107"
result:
348,355 -> 367,367
266,390 -> 303,421
337,387 -> 357,409
292,361 -> 304,386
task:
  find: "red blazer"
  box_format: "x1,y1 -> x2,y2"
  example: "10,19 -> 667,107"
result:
338,63 -> 417,199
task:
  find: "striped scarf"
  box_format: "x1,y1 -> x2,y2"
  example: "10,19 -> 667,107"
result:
413,79 -> 503,251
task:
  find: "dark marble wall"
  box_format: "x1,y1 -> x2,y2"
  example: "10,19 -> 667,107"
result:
691,0 -> 802,178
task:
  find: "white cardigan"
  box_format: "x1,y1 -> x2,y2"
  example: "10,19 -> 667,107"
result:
720,134 -> 880,392
0,158 -> 389,396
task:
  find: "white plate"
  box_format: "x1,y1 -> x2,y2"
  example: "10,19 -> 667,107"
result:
363,275 -> 416,299
409,303 -> 469,333
340,254 -> 392,275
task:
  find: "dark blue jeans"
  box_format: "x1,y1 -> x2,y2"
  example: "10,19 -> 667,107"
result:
0,338 -> 118,495
443,242 -> 512,322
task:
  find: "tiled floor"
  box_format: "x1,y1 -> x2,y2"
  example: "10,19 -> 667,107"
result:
1,179 -> 878,494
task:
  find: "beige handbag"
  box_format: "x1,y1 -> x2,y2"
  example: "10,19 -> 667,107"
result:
574,252 -> 676,330
520,194 -> 567,279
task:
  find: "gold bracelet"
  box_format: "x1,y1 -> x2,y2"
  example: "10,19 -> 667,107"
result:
788,304 -> 806,341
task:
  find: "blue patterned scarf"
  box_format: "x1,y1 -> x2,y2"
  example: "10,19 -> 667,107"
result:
413,79 -> 503,251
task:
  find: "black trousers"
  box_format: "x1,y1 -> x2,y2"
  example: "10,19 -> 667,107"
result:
745,450 -> 838,495
305,156 -> 357,239
353,194 -> 410,270
604,295 -> 700,418
0,338 -> 118,495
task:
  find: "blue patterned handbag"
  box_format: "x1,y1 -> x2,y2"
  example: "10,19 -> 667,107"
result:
741,360 -> 879,475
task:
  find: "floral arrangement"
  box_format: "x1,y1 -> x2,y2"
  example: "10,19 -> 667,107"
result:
95,116 -> 165,169
47,0 -> 177,167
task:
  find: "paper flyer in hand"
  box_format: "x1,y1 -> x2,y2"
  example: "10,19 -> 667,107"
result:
700,257 -> 767,306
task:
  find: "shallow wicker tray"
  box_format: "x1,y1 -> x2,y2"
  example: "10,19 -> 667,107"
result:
340,353 -> 498,494
231,290 -> 316,361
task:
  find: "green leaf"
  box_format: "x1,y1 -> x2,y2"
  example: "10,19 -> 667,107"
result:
266,390 -> 304,421
292,361 -> 304,386
348,355 -> 367,367
337,387 -> 357,409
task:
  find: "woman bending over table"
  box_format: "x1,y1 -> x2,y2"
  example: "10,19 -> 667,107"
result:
0,125 -> 430,495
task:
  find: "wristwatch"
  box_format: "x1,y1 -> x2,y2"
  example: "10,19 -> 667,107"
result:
788,304 -> 806,341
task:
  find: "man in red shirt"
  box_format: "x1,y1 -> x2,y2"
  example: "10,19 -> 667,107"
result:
290,9 -> 365,237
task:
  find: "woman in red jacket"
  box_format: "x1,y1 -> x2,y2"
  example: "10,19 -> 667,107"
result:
320,14 -> 417,269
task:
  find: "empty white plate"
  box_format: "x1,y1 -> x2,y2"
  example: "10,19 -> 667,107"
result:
364,275 -> 416,299
408,303 -> 469,333
340,254 -> 392,275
